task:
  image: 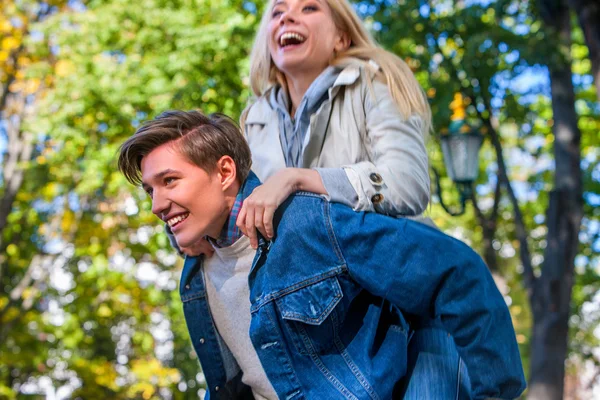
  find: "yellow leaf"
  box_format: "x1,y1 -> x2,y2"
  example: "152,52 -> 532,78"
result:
0,20 -> 12,34
6,244 -> 18,256
1,37 -> 19,51
61,210 -> 75,232
97,304 -> 112,317
55,60 -> 75,77
25,79 -> 41,94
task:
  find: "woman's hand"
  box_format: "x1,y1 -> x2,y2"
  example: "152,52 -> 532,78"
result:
236,169 -> 300,249
236,168 -> 329,249
179,237 -> 215,258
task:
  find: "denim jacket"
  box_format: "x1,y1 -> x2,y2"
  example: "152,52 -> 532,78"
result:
180,172 -> 525,399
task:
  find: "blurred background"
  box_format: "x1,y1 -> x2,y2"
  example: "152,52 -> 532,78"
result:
0,0 -> 598,399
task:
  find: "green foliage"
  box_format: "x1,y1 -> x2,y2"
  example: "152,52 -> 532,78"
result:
1,0 -> 259,398
1,0 -> 599,398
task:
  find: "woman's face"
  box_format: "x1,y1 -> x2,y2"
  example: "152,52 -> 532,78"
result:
268,0 -> 347,80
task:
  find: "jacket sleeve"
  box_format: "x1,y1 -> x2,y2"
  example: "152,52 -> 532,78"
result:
333,206 -> 526,399
344,79 -> 430,216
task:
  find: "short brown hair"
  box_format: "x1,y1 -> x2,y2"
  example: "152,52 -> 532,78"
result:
118,110 -> 252,185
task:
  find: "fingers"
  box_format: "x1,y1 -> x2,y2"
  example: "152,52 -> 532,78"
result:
254,205 -> 268,241
236,202 -> 248,236
263,206 -> 275,239
244,203 -> 258,249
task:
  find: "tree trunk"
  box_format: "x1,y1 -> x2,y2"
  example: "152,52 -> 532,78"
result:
568,0 -> 600,102
528,2 -> 584,398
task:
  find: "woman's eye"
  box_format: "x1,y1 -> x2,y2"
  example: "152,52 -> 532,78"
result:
165,177 -> 176,185
272,9 -> 283,17
303,5 -> 318,12
145,188 -> 153,198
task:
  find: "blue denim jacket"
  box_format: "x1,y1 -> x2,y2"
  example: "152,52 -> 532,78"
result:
180,172 -> 526,399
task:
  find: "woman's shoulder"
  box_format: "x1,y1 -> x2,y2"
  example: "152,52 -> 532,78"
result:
241,90 -> 277,126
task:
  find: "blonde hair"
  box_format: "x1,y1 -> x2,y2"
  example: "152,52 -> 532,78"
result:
247,0 -> 432,132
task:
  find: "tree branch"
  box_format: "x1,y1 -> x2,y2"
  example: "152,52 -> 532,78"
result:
475,93 -> 536,291
432,33 -> 536,288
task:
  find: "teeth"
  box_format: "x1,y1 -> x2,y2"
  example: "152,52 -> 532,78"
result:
167,213 -> 189,227
280,32 -> 306,46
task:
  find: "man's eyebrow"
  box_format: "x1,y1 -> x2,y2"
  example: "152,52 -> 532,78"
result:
141,168 -> 178,189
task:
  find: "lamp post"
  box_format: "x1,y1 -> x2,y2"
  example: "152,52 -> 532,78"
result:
433,93 -> 484,216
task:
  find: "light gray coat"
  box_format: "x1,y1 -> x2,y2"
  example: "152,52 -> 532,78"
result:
244,60 -> 430,216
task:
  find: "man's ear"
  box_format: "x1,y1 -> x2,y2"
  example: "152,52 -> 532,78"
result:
215,155 -> 238,191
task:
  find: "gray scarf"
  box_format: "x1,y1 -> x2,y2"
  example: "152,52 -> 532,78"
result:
269,66 -> 341,167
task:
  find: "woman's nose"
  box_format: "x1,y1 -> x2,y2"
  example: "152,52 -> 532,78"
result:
279,9 -> 297,25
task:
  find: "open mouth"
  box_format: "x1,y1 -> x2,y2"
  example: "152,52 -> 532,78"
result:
167,213 -> 189,229
279,32 -> 306,48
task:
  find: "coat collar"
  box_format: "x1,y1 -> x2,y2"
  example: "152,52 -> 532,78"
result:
244,59 -> 374,126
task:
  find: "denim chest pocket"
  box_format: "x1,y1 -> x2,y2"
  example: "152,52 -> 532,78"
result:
275,276 -> 344,356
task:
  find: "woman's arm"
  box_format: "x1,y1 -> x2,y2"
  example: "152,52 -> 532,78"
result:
344,78 -> 430,216
236,168 -> 328,249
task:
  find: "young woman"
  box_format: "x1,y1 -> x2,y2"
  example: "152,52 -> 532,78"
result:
237,0 -> 432,249
234,1 -> 470,398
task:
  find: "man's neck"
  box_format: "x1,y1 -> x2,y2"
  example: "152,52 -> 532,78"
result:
207,181 -> 244,247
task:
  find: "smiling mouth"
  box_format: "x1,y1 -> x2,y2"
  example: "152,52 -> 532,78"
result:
167,213 -> 189,228
279,32 -> 306,48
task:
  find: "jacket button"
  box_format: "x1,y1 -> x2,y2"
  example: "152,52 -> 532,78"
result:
371,193 -> 384,204
199,338 -> 205,344
369,173 -> 383,185
215,386 -> 219,392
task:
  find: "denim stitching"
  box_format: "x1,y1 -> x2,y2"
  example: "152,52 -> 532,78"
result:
455,357 -> 462,400
263,302 -> 304,395
285,390 -> 301,400
181,292 -> 206,302
297,322 -> 359,400
331,312 -> 381,400
250,268 -> 345,312
322,200 -> 347,266
280,279 -> 343,324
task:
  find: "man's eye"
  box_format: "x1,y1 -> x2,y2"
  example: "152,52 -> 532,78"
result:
165,177 -> 176,185
145,188 -> 153,198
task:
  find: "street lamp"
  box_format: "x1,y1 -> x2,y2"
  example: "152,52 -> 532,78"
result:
433,93 -> 484,216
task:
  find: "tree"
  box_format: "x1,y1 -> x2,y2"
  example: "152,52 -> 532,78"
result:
365,0 -> 599,398
1,0 -> 260,397
566,0 -> 600,102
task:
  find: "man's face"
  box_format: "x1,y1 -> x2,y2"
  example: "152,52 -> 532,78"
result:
141,143 -> 229,248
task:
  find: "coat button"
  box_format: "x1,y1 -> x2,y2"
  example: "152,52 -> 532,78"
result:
371,193 -> 384,204
185,284 -> 190,290
369,173 -> 383,185
199,338 -> 205,344
215,386 -> 219,392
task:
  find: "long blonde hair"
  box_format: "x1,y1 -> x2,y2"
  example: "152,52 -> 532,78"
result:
247,0 -> 432,132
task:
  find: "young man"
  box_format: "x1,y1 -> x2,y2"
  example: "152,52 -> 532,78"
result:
118,110 -> 526,400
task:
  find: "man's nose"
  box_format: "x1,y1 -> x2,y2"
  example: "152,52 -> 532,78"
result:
151,191 -> 170,218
